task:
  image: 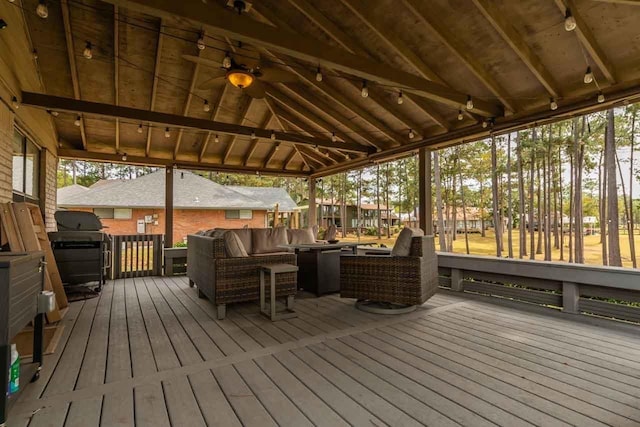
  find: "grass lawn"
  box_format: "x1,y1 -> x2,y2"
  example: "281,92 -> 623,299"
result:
342,230 -> 640,268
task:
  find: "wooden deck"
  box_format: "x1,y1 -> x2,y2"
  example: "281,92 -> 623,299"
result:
8,276 -> 640,427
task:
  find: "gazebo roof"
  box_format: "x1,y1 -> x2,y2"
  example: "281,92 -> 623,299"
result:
17,0 -> 640,177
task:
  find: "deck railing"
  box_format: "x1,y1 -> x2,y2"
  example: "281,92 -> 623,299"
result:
111,234 -> 164,279
438,253 -> 640,324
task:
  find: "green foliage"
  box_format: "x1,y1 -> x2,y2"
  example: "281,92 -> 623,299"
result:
173,241 -> 187,248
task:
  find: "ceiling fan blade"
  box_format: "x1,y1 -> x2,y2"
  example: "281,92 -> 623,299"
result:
182,54 -> 223,69
258,67 -> 298,83
198,75 -> 226,90
244,80 -> 266,99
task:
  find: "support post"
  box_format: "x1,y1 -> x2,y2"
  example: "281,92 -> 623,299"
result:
308,178 -> 317,227
562,281 -> 580,314
419,148 -> 433,234
165,165 -> 174,248
450,268 -> 464,292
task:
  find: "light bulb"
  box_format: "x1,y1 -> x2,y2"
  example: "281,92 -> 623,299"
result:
165,127 -> 170,138
11,96 -> 19,109
274,143 -> 280,151
361,81 -> 368,98
196,34 -> 205,50
564,9 -> 577,32
83,42 -> 93,59
316,67 -> 322,82
466,95 -> 473,110
271,131 -> 276,140
331,132 -> 337,142
344,153 -> 350,160
408,129 -> 415,139
137,124 -> 143,133
50,110 -> 59,117
314,145 -> 319,152
583,66 -> 593,84
457,110 -> 463,121
550,98 -> 558,111
251,131 -> 256,139
597,92 -> 605,103
214,135 -> 219,143
122,153 -> 127,161
203,99 -> 210,112
222,52 -> 231,69
32,49 -> 38,60
482,120 -> 488,129
397,91 -> 404,105
36,1 -> 48,19
74,116 -> 81,126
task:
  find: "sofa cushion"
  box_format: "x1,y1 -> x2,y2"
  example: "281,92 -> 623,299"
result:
252,227 -> 288,254
224,231 -> 249,258
287,228 -> 316,245
392,227 -> 424,257
214,228 -> 252,254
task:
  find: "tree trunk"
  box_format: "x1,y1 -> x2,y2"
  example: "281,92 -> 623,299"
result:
630,109 -> 637,268
605,109 -> 622,266
536,158 -> 543,255
616,151 -> 633,267
480,181 -> 486,237
376,164 -> 381,239
459,155 -> 470,255
558,143 -> 564,261
434,152 -> 447,251
573,118 -> 585,264
385,164 -> 391,238
545,127 -> 552,261
569,148 -> 574,264
507,134 -> 514,258
491,136 -> 502,257
517,132 -> 526,258
529,130 -> 536,259
599,151 -> 608,265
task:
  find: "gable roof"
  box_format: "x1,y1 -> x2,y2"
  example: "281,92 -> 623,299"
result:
228,186 -> 298,212
57,184 -> 89,205
58,170 -> 297,210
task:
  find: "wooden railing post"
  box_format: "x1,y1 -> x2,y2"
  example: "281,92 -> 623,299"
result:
563,281 -> 580,314
451,268 -> 464,292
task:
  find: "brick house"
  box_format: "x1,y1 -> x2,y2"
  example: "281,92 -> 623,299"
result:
57,170 -> 297,243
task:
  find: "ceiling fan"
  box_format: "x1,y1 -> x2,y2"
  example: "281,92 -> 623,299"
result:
183,50 -> 297,99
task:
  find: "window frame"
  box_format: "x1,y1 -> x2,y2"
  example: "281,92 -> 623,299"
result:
225,209 -> 253,220
12,128 -> 40,203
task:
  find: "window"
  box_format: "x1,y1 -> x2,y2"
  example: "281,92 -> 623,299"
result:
12,129 -> 40,200
93,208 -> 132,219
114,208 -> 132,219
225,209 -> 253,220
94,208 -> 114,219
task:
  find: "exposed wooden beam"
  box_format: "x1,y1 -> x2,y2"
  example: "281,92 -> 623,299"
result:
21,92 -> 372,154
60,0 -> 87,149
264,96 -> 311,171
471,0 -> 560,98
401,0 -> 517,113
114,5 -> 120,151
283,147 -> 298,170
262,143 -> 279,168
99,0 -> 502,117
199,84 -> 229,162
58,148 -> 308,176
362,86 -> 425,139
590,0 -> 640,4
243,110 -> 273,166
146,20 -> 164,156
223,97 -> 254,164
553,0 -> 616,84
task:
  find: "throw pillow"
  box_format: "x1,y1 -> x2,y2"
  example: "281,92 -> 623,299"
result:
391,227 -> 424,257
223,231 -> 248,257
228,228 -> 253,254
252,227 -> 289,254
287,228 -> 316,245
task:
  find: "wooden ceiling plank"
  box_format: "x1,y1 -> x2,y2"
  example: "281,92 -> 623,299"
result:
590,0 -> 640,4
99,0 -> 502,117
401,0 -> 517,113
199,84 -> 229,162
223,97 -> 254,164
146,20 -> 164,156
553,0 -> 616,84
471,0 -> 560,98
265,96 -> 312,172
262,143 -> 280,169
60,0 -> 87,149
114,5 -> 120,151
243,110 -> 272,166
283,146 -> 298,170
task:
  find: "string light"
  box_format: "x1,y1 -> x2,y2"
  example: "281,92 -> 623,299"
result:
74,116 -> 81,126
408,129 -> 415,139
222,52 -> 232,69
597,92 -> 605,103
122,153 -> 127,161
49,110 -> 59,117
482,120 -> 488,129
196,33 -> 205,50
466,95 -> 474,110
203,99 -> 210,112
32,49 -> 38,60
165,127 -> 170,138
315,67 -> 322,82
397,90 -> 404,105
457,110 -> 463,121
251,131 -> 256,139
274,143 -> 280,151
344,153 -> 350,160
331,132 -> 337,142
271,130 -> 276,140
550,98 -> 558,111
137,124 -> 143,133
583,66 -> 593,84
83,42 -> 93,59
214,134 -> 219,143
36,0 -> 48,19
11,96 -> 19,109
361,80 -> 368,98
564,9 -> 577,32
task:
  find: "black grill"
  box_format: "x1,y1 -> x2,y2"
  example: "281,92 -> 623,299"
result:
48,211 -> 111,290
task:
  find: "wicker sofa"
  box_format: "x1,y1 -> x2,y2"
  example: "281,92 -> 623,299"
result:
187,229 -> 299,319
340,234 -> 438,309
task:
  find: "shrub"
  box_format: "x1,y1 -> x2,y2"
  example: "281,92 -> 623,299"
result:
173,241 -> 187,248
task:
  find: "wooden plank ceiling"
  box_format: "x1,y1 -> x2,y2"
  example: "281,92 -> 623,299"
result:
19,0 -> 640,176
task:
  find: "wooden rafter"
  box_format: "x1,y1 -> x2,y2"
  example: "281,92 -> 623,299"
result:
60,0 -> 87,149
114,5 -> 120,151
223,96 -> 254,164
401,0 -> 517,113
283,147 -> 298,170
264,96 -> 310,171
590,0 -> 640,4
262,143 -> 280,169
243,110 -> 272,166
146,19 -> 164,156
199,84 -> 228,162
552,0 -> 616,84
99,0 -> 503,117
471,0 -> 560,98
174,32 -> 204,159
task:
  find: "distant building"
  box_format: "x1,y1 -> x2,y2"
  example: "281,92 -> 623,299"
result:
57,170 -> 297,243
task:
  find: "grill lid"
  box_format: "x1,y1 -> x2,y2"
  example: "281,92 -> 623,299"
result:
55,210 -> 104,231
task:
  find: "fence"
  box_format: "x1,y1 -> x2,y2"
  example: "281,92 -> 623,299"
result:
438,253 -> 640,324
111,234 -> 164,279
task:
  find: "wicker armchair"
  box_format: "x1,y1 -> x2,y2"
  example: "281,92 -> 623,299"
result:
340,235 -> 438,309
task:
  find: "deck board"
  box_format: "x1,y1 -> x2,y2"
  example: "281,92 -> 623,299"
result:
8,276 -> 640,427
